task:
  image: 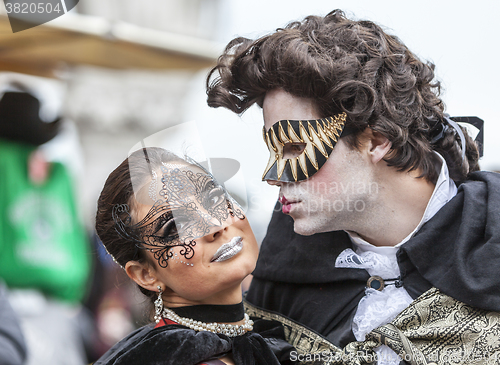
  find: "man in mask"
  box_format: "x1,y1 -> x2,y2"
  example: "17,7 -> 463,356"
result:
206,9 -> 499,365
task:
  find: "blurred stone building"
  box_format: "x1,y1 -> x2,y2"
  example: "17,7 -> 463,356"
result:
79,0 -> 221,39
60,0 -> 226,226
0,0 -> 274,240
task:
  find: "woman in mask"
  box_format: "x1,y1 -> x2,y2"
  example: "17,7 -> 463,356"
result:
94,147 -> 294,365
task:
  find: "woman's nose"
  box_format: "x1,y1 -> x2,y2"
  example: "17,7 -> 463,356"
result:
211,225 -> 228,240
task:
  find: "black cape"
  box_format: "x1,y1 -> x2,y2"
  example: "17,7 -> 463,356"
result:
246,171 -> 500,348
94,319 -> 295,365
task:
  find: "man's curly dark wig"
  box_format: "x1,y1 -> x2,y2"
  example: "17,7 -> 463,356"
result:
206,9 -> 479,183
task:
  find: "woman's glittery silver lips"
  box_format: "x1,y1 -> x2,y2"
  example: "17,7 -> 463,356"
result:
211,236 -> 243,262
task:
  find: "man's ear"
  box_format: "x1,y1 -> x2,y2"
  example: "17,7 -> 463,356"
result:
125,260 -> 159,292
365,129 -> 392,164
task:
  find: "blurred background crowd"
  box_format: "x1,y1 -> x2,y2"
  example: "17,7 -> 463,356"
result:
0,0 -> 498,364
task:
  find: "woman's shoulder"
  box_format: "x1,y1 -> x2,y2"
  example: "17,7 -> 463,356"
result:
94,323 -> 233,365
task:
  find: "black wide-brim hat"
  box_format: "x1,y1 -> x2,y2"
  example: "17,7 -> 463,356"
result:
0,91 -> 61,146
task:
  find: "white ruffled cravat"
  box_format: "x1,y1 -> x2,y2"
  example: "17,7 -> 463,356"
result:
336,248 -> 413,364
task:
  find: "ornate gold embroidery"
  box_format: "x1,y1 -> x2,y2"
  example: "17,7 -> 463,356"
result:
245,287 -> 500,365
371,287 -> 500,365
244,300 -> 340,364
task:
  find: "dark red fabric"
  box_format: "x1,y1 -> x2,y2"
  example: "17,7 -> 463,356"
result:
154,318 -> 177,328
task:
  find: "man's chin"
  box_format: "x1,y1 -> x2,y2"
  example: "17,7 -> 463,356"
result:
292,219 -> 319,236
293,227 -> 315,236
291,214 -> 333,236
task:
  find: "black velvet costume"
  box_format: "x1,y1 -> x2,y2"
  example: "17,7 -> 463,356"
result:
94,316 -> 295,365
246,171 -> 500,348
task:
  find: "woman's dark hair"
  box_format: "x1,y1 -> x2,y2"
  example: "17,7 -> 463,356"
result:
95,148 -> 186,301
206,9 -> 479,182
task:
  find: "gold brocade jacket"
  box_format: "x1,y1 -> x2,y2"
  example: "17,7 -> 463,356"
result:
246,287 -> 500,365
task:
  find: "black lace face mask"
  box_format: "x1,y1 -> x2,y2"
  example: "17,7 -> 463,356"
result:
113,162 -> 244,267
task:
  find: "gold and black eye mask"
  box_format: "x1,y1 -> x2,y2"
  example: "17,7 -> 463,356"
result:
262,113 -> 354,182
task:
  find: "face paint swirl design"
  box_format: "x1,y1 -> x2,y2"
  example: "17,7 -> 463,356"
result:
262,112 -> 353,182
113,161 -> 244,267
